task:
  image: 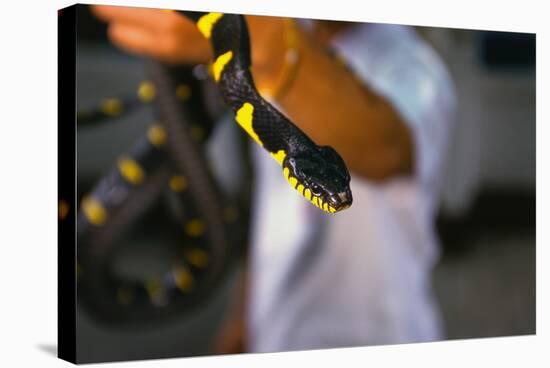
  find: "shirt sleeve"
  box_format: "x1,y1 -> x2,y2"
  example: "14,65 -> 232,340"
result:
330,23 -> 457,204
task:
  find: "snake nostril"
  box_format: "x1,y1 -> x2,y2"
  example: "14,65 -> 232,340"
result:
337,191 -> 351,204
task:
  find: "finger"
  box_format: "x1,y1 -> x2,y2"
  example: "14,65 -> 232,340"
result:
108,23 -> 159,58
92,5 -> 186,33
108,23 -> 190,63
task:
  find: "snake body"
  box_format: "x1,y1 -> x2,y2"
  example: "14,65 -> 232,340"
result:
187,11 -> 352,213
75,10 -> 352,326
77,64 -> 250,325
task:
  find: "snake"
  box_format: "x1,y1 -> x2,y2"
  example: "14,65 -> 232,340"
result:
187,11 -> 353,213
72,10 -> 352,326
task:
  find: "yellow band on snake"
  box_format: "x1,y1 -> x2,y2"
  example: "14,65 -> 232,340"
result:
118,156 -> 145,185
197,12 -> 224,39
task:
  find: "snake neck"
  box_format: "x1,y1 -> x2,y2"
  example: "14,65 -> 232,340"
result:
180,12 -> 317,159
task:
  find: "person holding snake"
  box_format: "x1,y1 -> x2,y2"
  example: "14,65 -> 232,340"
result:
91,5 -> 456,354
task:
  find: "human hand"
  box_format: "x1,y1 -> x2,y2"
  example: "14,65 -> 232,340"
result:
92,6 -> 288,92
91,5 -> 213,64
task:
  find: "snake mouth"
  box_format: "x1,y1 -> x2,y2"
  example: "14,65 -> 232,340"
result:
327,190 -> 353,212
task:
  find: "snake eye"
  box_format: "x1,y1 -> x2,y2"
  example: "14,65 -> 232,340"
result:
310,183 -> 322,195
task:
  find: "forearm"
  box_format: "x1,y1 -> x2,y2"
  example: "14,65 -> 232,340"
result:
249,18 -> 414,180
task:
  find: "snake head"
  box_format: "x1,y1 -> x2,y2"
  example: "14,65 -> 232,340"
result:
283,146 -> 352,213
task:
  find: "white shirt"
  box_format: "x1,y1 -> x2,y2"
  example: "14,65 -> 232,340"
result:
246,23 -> 456,352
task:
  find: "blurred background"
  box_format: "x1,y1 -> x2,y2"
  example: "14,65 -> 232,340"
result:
73,5 -> 535,363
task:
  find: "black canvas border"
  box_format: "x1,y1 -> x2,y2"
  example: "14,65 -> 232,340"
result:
58,4 -> 77,364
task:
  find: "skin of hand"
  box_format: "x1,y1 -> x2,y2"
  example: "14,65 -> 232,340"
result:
91,5 -> 413,180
